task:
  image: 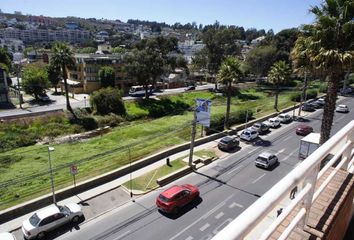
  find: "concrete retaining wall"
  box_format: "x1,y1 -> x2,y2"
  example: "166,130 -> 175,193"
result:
156,166 -> 193,186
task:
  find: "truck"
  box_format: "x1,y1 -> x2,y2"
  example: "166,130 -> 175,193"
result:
299,133 -> 320,159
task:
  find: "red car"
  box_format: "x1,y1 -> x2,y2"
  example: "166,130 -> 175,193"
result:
296,124 -> 313,136
156,184 -> 200,214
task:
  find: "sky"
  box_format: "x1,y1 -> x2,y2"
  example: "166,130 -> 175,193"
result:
1,0 -> 322,33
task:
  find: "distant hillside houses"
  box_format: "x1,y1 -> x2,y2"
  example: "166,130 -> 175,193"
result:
178,39 -> 205,63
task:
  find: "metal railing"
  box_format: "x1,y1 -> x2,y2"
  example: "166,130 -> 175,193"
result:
212,120 -> 354,240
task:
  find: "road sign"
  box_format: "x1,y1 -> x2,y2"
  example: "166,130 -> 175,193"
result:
70,165 -> 78,175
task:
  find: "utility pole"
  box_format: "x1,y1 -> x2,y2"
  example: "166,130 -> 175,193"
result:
16,63 -> 22,109
47,146 -> 56,204
188,109 -> 197,167
298,71 -> 307,116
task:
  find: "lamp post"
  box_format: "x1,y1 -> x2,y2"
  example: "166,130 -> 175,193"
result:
128,146 -> 133,198
47,146 -> 56,204
84,96 -> 86,108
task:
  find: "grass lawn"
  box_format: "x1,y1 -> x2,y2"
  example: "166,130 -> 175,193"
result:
0,87 -> 318,210
122,158 -> 187,192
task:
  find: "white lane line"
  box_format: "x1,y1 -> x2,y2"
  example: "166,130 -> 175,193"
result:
283,135 -> 293,142
277,148 -> 286,154
215,212 -> 224,219
227,165 -> 243,175
185,236 -> 193,240
169,194 -> 234,240
114,230 -> 131,240
228,202 -> 243,208
252,173 -> 266,184
280,148 -> 299,162
200,223 -> 210,231
212,218 -> 233,235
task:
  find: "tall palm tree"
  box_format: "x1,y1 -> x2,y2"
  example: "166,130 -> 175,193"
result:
217,57 -> 243,129
291,36 -> 314,116
297,0 -> 353,144
51,42 -> 75,113
267,61 -> 291,111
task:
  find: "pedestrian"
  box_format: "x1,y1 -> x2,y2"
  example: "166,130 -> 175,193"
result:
290,186 -> 298,200
277,208 -> 283,217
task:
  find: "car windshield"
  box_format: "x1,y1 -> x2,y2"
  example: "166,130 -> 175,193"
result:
257,157 -> 269,163
243,131 -> 250,136
220,139 -> 231,144
59,205 -> 71,215
29,213 -> 41,226
159,194 -> 171,202
253,124 -> 260,128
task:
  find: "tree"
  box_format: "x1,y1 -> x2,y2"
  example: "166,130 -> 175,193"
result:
90,87 -> 126,116
47,63 -> 61,94
22,64 -> 49,99
99,66 -> 115,88
0,47 -> 12,72
51,42 -> 76,113
245,45 -> 277,76
267,61 -> 291,111
297,0 -> 354,144
217,57 -> 243,129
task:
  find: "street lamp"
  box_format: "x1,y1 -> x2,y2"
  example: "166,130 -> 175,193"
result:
84,96 -> 87,108
47,146 -> 56,204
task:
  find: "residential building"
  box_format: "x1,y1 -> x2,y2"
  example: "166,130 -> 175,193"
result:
65,22 -> 79,30
66,53 -> 130,93
0,28 -> 91,43
0,68 -> 9,104
178,39 -> 205,63
95,31 -> 109,42
0,38 -> 24,53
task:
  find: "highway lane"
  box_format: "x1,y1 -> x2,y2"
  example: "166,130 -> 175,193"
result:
13,96 -> 353,240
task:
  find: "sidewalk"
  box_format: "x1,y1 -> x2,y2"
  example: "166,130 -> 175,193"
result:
0,141 -> 218,233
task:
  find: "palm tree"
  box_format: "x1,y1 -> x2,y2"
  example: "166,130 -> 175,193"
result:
267,61 -> 291,111
217,57 -> 243,129
51,42 -> 75,113
290,36 -> 314,116
298,0 -> 353,144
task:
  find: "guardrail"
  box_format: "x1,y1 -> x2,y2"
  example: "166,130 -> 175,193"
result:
212,120 -> 354,240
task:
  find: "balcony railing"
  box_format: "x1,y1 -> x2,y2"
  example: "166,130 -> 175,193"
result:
212,120 -> 354,240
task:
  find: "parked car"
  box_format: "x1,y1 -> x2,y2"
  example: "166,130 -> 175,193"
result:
240,127 -> 259,141
156,184 -> 200,214
22,203 -> 83,239
0,232 -> 16,240
264,117 -> 281,128
251,122 -> 270,134
314,98 -> 325,107
38,93 -> 50,102
301,103 -> 316,112
185,85 -> 196,91
309,101 -> 322,109
335,104 -> 349,113
218,136 -> 239,151
296,124 -> 313,136
255,152 -> 278,169
276,113 -> 292,124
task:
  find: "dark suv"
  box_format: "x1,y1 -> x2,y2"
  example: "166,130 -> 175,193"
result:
218,136 -> 239,151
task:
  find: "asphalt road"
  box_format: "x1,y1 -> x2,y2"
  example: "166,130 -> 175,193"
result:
11,96 -> 354,240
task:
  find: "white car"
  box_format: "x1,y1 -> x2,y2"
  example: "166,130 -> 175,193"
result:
22,203 -> 83,239
240,127 -> 259,141
276,113 -> 292,123
255,152 -> 279,169
335,104 -> 349,113
264,117 -> 281,128
0,232 -> 16,240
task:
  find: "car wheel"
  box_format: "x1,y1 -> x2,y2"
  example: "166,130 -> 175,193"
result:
37,231 -> 46,239
72,215 -> 80,223
171,207 -> 179,215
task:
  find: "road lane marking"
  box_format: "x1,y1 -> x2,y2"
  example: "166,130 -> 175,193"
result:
113,230 -> 131,240
227,165 -> 243,175
215,212 -> 224,219
200,223 -> 210,231
185,236 -> 193,240
212,218 -> 233,235
229,202 -> 243,208
169,194 -> 234,240
277,148 -> 286,154
280,148 -> 299,162
252,173 -> 266,184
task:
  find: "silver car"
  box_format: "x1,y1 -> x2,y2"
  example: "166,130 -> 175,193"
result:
255,152 -> 278,169
22,203 -> 83,239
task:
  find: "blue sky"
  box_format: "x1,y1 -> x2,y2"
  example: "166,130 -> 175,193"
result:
1,0 -> 322,32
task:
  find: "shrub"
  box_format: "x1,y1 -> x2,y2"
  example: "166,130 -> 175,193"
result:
319,83 -> 328,93
306,89 -> 318,99
95,114 -> 125,127
90,87 -> 126,116
137,98 -> 190,118
290,92 -> 301,102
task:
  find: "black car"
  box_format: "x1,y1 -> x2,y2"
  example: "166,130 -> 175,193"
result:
302,103 -> 315,112
309,102 -> 322,109
218,136 -> 239,151
251,122 -> 270,134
